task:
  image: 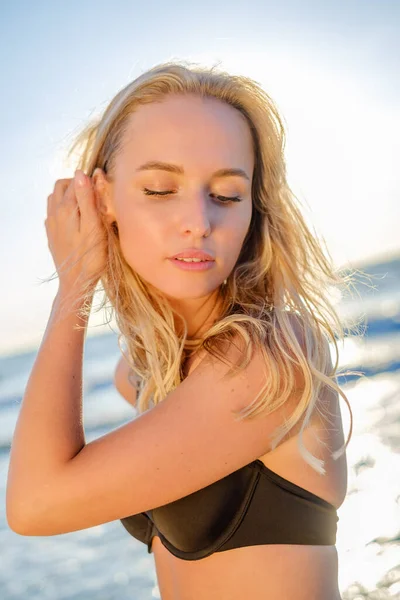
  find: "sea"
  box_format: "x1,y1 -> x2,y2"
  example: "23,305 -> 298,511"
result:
0,253 -> 399,599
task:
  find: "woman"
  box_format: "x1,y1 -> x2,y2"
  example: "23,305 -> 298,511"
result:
6,61 -> 358,599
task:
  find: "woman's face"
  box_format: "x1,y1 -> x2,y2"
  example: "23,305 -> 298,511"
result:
95,93 -> 254,317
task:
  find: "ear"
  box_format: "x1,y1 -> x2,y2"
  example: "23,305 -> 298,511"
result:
92,168 -> 116,225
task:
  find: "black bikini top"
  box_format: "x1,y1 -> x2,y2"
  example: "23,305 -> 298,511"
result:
119,459 -> 339,561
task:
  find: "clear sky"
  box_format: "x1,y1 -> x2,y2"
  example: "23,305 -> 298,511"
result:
1,0 -> 399,357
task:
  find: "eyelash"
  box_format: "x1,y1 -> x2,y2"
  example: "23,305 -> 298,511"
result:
142,188 -> 243,204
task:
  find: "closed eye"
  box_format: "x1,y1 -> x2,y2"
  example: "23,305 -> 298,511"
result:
142,188 -> 243,204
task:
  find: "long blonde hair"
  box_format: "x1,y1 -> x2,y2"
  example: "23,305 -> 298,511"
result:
44,60 -> 368,475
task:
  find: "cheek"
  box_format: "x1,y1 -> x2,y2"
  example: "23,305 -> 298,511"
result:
217,218 -> 251,275
116,206 -> 165,272
222,230 -> 248,270
223,208 -> 252,254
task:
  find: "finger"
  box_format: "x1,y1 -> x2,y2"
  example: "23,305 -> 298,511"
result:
54,178 -> 72,196
56,179 -> 75,208
63,178 -> 79,205
46,180 -> 67,217
73,170 -> 97,223
47,193 -> 54,217
47,180 -> 72,219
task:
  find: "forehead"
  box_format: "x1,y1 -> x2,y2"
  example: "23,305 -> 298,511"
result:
118,94 -> 254,175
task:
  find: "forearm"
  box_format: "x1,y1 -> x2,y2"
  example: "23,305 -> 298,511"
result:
6,288 -> 92,522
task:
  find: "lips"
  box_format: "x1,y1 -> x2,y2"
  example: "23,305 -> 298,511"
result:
170,249 -> 215,261
174,258 -> 210,261
168,257 -> 215,271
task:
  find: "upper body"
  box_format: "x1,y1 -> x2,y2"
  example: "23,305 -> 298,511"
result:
115,345 -> 348,600
8,69 -> 350,600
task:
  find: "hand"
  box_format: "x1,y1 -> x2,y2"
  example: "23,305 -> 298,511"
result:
45,170 -> 108,293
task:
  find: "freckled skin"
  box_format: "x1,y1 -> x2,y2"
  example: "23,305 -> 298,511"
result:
93,94 -> 254,338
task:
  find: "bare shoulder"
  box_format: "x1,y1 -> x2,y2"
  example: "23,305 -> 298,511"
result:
14,328 -> 302,536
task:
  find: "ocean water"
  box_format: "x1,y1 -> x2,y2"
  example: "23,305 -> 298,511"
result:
0,255 -> 399,599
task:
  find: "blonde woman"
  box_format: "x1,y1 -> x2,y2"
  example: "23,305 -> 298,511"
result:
7,61 -> 359,599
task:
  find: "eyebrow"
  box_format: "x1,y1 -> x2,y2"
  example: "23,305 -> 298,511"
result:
135,161 -> 250,182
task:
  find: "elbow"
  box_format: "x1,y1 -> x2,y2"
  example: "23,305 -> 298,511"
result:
7,510 -> 48,537
6,492 -> 39,536
6,508 -> 33,536
8,522 -> 33,537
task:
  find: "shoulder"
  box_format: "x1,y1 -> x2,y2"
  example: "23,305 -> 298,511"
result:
16,320 -> 304,534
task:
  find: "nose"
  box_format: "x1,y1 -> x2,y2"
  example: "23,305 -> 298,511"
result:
179,192 -> 212,237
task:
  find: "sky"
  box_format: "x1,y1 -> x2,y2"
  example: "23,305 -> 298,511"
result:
0,0 -> 399,357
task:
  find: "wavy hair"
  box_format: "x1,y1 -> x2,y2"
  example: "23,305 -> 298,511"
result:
43,60 -> 368,475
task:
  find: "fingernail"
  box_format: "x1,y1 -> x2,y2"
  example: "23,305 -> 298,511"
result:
75,170 -> 87,187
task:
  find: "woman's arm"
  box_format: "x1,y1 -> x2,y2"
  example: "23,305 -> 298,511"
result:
6,289 -> 89,528
6,316 -> 300,536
